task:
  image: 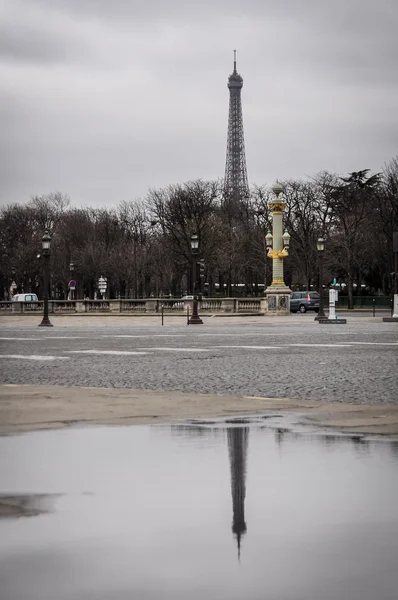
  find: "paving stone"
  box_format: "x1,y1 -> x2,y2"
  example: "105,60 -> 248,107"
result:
0,317 -> 397,404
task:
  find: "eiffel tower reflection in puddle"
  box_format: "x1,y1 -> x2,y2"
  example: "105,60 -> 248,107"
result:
227,427 -> 249,560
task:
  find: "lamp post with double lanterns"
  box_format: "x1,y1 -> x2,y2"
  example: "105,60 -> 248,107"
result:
188,234 -> 203,325
39,230 -> 53,327
264,182 -> 291,314
314,237 -> 327,321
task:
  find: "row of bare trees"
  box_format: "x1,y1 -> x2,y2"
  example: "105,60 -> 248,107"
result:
1,159 -> 397,308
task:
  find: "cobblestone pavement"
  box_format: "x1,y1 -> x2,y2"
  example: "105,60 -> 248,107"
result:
0,315 -> 397,404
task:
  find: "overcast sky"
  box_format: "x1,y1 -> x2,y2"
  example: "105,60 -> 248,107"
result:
1,0 -> 397,207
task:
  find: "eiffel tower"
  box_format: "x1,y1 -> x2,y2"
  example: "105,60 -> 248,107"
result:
224,50 -> 250,209
227,427 -> 249,560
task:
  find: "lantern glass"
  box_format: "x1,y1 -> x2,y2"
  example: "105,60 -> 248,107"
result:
265,232 -> 273,248
282,231 -> 290,247
317,237 -> 325,252
42,231 -> 51,250
190,234 -> 199,251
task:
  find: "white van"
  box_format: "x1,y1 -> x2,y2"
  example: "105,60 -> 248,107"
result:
12,293 -> 39,302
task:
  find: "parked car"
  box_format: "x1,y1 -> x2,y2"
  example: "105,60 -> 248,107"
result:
11,293 -> 39,302
290,291 -> 320,313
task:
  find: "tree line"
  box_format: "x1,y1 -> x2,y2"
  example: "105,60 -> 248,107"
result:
1,158 -> 397,309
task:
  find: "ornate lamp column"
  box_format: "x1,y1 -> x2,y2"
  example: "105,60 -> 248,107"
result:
39,230 -> 53,327
264,183 -> 291,315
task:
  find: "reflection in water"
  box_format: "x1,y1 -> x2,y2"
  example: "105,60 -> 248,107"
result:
0,494 -> 59,519
390,442 -> 398,458
227,427 -> 249,560
1,425 -> 398,600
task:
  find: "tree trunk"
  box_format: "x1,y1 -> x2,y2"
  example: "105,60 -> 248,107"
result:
208,273 -> 213,297
219,271 -> 224,297
347,271 -> 354,309
356,270 -> 362,296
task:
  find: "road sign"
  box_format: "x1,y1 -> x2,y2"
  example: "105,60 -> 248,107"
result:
98,276 -> 107,292
69,279 -> 76,289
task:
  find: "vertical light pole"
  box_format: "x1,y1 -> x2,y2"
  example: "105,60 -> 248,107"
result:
39,230 -> 53,327
264,182 -> 291,314
315,237 -> 326,320
69,261 -> 75,300
392,231 -> 398,318
188,234 -> 203,325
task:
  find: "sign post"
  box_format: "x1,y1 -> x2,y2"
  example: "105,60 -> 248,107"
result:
68,279 -> 76,301
98,276 -> 107,300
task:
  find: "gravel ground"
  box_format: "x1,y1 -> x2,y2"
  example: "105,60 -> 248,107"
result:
0,315 -> 397,404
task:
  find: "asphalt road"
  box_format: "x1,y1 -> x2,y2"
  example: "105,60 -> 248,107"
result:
0,315 -> 397,404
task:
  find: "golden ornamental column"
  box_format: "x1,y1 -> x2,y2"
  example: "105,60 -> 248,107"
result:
263,182 -> 291,315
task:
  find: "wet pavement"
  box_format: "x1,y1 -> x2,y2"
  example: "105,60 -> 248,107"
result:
1,421 -> 398,600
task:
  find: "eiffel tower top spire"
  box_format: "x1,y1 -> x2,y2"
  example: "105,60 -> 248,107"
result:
228,50 -> 243,89
227,427 -> 249,561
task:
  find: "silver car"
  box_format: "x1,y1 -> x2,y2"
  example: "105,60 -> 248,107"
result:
290,291 -> 320,313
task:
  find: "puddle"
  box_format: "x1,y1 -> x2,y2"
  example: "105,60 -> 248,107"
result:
0,424 -> 398,599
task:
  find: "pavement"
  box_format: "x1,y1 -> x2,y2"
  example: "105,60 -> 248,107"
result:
0,314 -> 397,435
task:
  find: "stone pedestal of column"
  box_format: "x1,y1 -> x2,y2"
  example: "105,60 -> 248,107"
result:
264,286 -> 291,315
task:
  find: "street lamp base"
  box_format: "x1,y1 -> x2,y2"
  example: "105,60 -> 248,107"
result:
314,311 -> 327,321
188,316 -> 203,325
38,319 -> 53,327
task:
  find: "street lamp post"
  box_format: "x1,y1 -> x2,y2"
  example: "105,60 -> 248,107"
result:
264,183 -> 291,315
69,261 -> 75,300
315,237 -> 326,321
39,230 -> 53,327
188,234 -> 203,325
392,231 -> 398,319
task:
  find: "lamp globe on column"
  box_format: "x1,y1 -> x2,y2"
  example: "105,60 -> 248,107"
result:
42,230 -> 51,255
190,234 -> 199,254
271,182 -> 284,198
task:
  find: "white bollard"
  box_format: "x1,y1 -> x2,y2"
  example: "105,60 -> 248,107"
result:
329,289 -> 338,320
393,294 -> 398,318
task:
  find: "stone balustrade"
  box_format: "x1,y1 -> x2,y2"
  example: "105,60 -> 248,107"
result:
0,298 -> 264,315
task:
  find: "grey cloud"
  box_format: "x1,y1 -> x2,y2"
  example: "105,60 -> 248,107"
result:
1,0 -> 397,206
0,1 -> 90,65
0,23 -> 77,64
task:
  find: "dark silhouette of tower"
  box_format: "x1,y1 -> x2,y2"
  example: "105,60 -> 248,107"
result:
224,51 -> 249,208
227,427 -> 249,560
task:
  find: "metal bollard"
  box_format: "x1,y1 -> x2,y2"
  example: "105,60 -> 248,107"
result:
161,304 -> 164,326
187,306 -> 190,325
372,298 -> 376,317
